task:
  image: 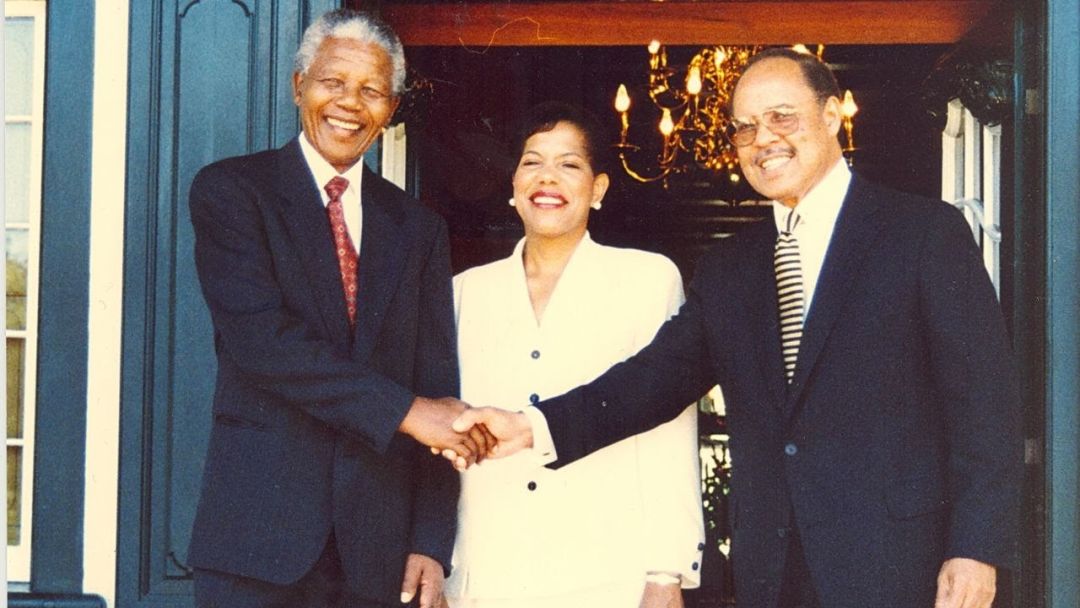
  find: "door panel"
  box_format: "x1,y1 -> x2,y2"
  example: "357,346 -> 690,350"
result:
118,1 -> 337,605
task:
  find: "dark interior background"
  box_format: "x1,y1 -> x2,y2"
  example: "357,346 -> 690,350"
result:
399,44 -> 950,277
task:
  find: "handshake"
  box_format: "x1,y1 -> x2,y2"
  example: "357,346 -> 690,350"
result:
400,396 -> 536,470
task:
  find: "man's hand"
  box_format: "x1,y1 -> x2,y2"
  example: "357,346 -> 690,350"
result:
400,553 -> 444,608
442,407 -> 533,470
639,581 -> 684,608
399,397 -> 493,467
935,557 -> 996,608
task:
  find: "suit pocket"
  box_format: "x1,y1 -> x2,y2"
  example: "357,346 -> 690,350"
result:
886,475 -> 948,520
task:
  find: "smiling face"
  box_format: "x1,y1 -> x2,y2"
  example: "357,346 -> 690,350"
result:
293,37 -> 400,173
512,121 -> 609,243
731,57 -> 843,208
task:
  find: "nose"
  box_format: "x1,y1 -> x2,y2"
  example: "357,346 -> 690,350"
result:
537,162 -> 558,183
336,84 -> 364,110
753,120 -> 781,147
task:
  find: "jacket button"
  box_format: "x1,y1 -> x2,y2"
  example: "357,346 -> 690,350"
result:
531,350 -> 540,359
697,542 -> 705,551
784,443 -> 798,456
777,527 -> 788,539
529,393 -> 540,404
527,481 -> 537,491
600,400 -> 608,408
692,562 -> 699,571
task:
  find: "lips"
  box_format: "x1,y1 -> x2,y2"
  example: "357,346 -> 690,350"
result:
754,147 -> 795,172
327,116 -> 362,131
761,156 -> 791,170
529,191 -> 567,207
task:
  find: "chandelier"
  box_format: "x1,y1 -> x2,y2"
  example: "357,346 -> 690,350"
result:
613,43 -> 859,188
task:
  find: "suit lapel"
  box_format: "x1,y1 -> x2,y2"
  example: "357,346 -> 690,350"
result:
786,176 -> 887,410
754,222 -> 789,409
733,220 -> 789,410
273,139 -> 353,342
353,166 -> 407,360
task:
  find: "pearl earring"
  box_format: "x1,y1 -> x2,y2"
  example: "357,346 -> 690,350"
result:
508,197 -> 516,207
591,201 -> 602,210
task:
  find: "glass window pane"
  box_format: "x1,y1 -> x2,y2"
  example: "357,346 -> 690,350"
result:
5,122 -> 31,223
7,446 -> 22,545
7,339 -> 25,439
6,229 -> 29,330
4,18 -> 35,116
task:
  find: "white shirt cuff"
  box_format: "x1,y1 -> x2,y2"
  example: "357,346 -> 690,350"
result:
522,406 -> 557,465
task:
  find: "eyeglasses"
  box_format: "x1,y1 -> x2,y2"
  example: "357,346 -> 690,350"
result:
725,109 -> 800,147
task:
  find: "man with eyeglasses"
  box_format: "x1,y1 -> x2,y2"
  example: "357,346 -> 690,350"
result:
452,48 -> 1021,608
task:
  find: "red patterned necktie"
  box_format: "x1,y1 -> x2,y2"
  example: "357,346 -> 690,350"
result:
324,176 -> 358,326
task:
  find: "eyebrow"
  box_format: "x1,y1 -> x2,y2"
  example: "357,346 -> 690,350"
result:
732,104 -> 797,122
520,150 -> 587,160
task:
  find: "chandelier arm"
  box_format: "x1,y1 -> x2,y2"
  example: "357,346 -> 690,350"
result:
618,153 -> 673,184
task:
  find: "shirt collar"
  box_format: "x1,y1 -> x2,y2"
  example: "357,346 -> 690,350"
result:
772,158 -> 851,231
298,133 -> 365,203
512,231 -> 596,258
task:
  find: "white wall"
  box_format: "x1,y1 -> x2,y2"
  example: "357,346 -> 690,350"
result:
84,0 -> 129,605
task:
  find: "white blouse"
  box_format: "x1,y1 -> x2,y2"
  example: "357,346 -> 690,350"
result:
446,234 -> 705,601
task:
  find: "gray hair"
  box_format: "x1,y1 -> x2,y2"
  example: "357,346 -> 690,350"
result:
294,9 -> 406,96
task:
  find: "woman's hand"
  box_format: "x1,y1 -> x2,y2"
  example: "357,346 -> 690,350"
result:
639,581 -> 684,608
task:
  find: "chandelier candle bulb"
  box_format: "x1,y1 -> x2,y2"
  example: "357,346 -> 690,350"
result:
615,84 -> 632,143
686,65 -> 702,96
659,108 -> 674,137
713,48 -> 726,71
841,89 -> 859,157
841,89 -> 859,117
615,84 -> 631,113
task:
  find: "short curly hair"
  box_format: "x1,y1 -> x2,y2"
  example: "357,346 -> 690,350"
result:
294,9 -> 406,96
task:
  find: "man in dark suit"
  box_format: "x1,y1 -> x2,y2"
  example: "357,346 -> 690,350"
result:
188,9 -> 480,608
454,48 -> 1022,608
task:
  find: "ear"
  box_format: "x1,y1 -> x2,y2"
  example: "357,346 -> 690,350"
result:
592,172 -> 611,206
821,95 -> 843,137
386,95 -> 402,126
292,72 -> 304,106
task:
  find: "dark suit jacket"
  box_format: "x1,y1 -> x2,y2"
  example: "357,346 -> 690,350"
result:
187,139 -> 459,604
539,175 -> 1022,608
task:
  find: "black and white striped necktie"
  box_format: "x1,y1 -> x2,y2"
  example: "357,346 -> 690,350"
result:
775,209 -> 804,383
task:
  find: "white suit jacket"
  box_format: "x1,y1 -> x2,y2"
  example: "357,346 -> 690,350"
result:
446,234 -> 704,600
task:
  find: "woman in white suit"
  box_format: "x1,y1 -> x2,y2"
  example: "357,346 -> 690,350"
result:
444,103 -> 704,608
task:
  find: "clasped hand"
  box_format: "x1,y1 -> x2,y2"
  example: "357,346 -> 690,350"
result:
400,397 -> 533,470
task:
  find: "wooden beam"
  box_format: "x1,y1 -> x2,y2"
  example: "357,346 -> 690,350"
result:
383,1 -> 998,47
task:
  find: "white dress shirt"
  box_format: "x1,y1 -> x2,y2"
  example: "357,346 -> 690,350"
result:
446,234 -> 705,604
771,159 -> 851,320
299,133 -> 364,253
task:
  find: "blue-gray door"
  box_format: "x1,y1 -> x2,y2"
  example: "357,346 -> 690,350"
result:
118,1 -> 337,605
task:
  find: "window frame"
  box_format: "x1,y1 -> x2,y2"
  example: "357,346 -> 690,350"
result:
940,98 -> 1003,296
5,0 -> 48,583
